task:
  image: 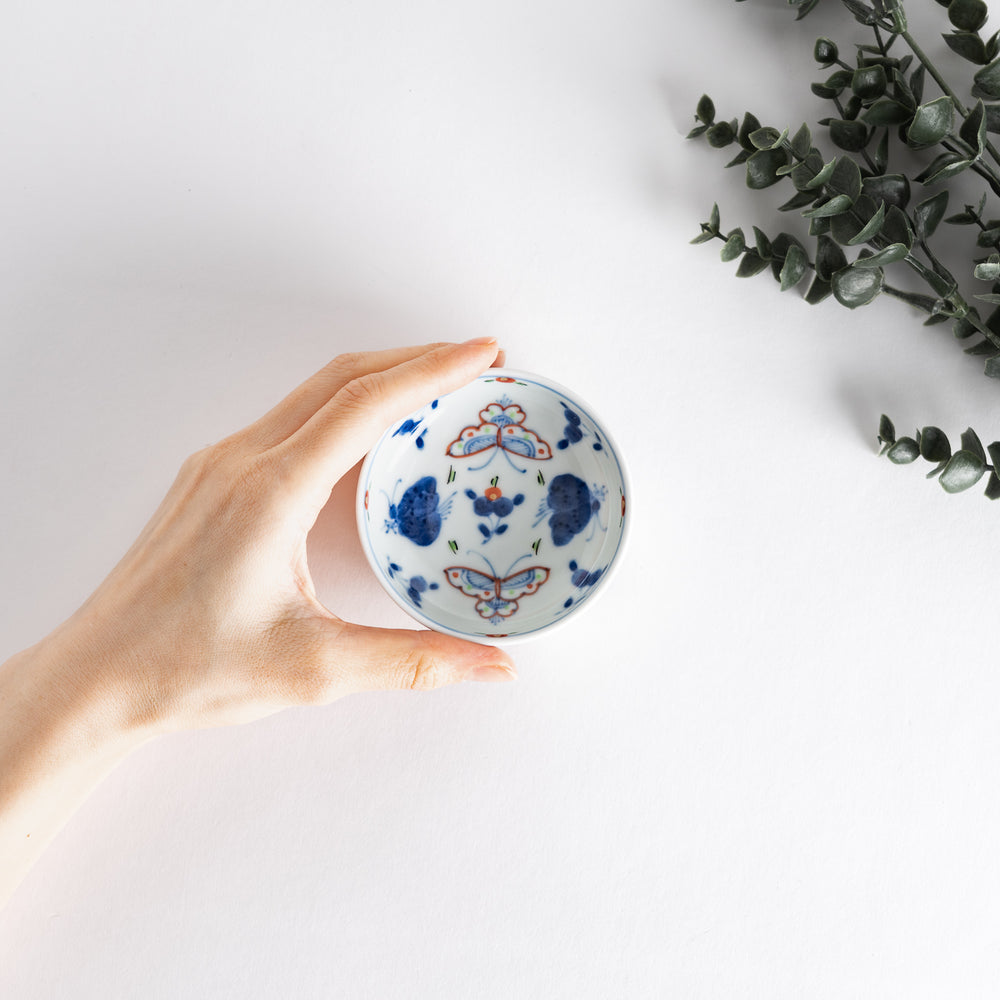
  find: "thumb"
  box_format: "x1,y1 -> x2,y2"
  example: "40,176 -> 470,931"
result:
320,621 -> 518,696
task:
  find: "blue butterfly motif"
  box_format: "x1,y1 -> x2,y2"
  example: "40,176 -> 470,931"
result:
383,476 -> 454,547
534,473 -> 607,547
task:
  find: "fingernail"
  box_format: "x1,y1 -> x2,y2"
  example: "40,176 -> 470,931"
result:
467,662 -> 518,683
492,349 -> 507,368
462,336 -> 498,347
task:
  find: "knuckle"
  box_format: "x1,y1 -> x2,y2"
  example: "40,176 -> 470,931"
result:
401,649 -> 447,692
337,371 -> 387,412
326,351 -> 368,381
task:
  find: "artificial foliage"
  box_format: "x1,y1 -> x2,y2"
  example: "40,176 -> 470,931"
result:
689,0 -> 1000,498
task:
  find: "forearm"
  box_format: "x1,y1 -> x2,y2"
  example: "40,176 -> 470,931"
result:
0,631 -> 154,906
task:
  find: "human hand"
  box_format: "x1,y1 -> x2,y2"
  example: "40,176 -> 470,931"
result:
36,339 -> 517,736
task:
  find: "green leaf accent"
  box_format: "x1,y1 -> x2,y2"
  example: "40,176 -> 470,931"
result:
748,126 -> 785,150
735,251 -> 770,278
790,123 -> 812,159
829,119 -> 870,152
939,450 -> 987,492
973,254 -> 1000,281
861,173 -> 910,209
814,37 -> 839,66
696,95 -> 716,125
720,230 -> 746,261
802,193 -> 854,218
707,121 -> 737,148
779,244 -> 809,290
974,58 -> 1000,100
829,157 -> 863,201
943,31 -> 989,65
852,65 -> 887,99
907,96 -> 955,147
832,266 -> 884,308
815,235 -> 849,280
852,243 -> 909,266
949,0 -> 989,34
912,190 -> 950,241
709,204 -> 720,231
919,426 -> 952,463
961,427 -> 988,463
746,148 -> 788,189
881,205 -> 914,249
804,275 -> 833,304
752,226 -> 773,258
802,157 -> 837,190
959,99 -> 988,155
862,99 -> 914,126
878,414 -> 896,446
738,112 -> 763,150
847,201 -> 887,245
887,437 -> 920,463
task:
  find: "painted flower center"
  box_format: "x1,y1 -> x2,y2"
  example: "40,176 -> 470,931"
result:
484,486 -> 503,502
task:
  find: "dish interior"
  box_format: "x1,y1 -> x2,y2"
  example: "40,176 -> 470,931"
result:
358,371 -> 627,640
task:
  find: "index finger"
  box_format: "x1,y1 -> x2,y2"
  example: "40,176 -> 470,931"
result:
272,338 -> 500,515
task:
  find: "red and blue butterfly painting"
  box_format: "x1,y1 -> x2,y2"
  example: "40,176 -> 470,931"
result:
444,554 -> 550,624
446,400 -> 553,472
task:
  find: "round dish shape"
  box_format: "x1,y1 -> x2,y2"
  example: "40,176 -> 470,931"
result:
356,368 -> 629,644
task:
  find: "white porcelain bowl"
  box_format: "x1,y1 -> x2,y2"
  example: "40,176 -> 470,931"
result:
356,369 -> 629,643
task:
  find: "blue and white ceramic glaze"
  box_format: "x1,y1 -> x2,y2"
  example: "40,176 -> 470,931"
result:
356,369 -> 629,644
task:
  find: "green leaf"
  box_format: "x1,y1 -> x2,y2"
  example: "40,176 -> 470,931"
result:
842,0 -> 879,25
988,441 -> 1000,470
696,95 -> 715,125
746,147 -> 788,189
852,243 -> 909,266
861,99 -> 914,126
939,450 -> 987,492
976,225 -> 1000,246
959,99 -> 988,155
861,173 -> 910,209
707,121 -> 737,147
832,266 -> 884,307
872,128 -> 890,173
949,0 -> 989,33
974,293 -> 1000,304
829,119 -> 870,152
974,58 -> 1000,100
779,190 -> 821,211
944,31 -> 989,64
720,229 -> 746,261
814,37 -> 839,66
829,156 -> 863,201
920,152 -> 973,185
847,200 -> 887,245
882,205 -> 915,249
984,470 -> 1000,499
735,251 -> 770,278
748,126 -> 785,150
919,426 -> 951,462
878,414 -> 896,445
709,203 -> 720,231
815,235 -> 848,280
913,190 -> 950,241
974,254 -> 1000,280
738,112 -> 763,150
907,96 -> 955,146
752,226 -> 773,258
852,64 -> 887,99
804,275 -> 833,304
887,437 -> 920,463
779,244 -> 810,290
802,157 -> 837,190
802,193 -> 855,218
961,427 -> 988,463
790,123 -> 812,159
690,230 -> 716,245
909,63 -> 926,105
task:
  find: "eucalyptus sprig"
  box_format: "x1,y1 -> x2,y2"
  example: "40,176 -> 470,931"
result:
690,0 -> 1000,501
877,415 -> 1000,496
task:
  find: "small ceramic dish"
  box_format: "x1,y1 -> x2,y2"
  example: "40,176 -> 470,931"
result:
356,368 -> 629,644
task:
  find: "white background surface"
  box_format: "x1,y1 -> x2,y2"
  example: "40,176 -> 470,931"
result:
3,0 -> 1000,996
